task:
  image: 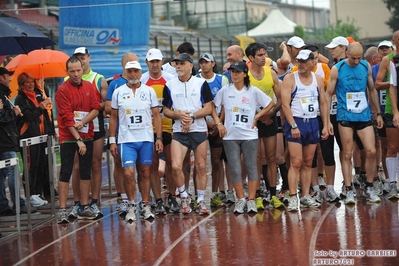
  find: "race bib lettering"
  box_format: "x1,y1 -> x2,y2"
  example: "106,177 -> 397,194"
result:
300,97 -> 318,117
346,92 -> 367,113
330,95 -> 338,115
231,106 -> 252,129
74,111 -> 89,133
126,108 -> 145,129
380,90 -> 386,106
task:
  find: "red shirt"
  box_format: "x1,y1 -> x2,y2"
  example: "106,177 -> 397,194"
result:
55,79 -> 100,143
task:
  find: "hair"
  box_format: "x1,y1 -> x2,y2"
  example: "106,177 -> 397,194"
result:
245,42 -> 268,58
17,72 -> 34,88
177,42 -> 195,55
244,74 -> 250,88
364,46 -> 378,61
303,44 -> 319,52
66,55 -> 82,70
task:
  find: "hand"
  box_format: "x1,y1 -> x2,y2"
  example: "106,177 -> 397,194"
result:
110,143 -> 118,157
13,105 -> 21,116
328,122 -> 334,136
321,127 -> 329,140
291,128 -> 300,139
217,124 -> 227,138
376,115 -> 384,129
155,140 -> 164,153
279,41 -> 287,51
74,121 -> 85,131
0,99 -> 3,110
77,141 -> 86,155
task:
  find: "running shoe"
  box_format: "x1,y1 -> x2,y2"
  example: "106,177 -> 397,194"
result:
363,186 -> 381,203
125,204 -> 137,222
68,202 -> 80,219
344,190 -> 356,205
57,208 -> 69,224
270,195 -> 284,208
387,183 -> 399,200
118,201 -> 129,216
196,200 -> 210,215
383,181 -> 391,194
154,200 -> 166,215
30,194 -> 47,207
326,189 -> 340,203
263,190 -> 271,203
300,195 -> 321,208
373,178 -> 383,196
210,194 -> 225,207
247,199 -> 258,213
233,200 -> 246,214
167,195 -> 180,213
180,197 -> 192,214
219,192 -> 227,203
226,191 -> 236,204
353,174 -> 361,187
140,203 -> 155,220
318,176 -> 326,188
286,197 -> 299,212
311,190 -> 324,204
90,202 -> 103,218
77,206 -> 98,220
255,196 -> 265,210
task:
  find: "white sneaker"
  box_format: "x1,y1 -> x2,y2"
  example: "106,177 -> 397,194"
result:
383,181 -> 391,194
373,179 -> 383,196
326,189 -> 340,203
387,183 -> 399,200
246,199 -> 257,213
363,186 -> 381,203
30,195 -> 47,207
344,190 -> 356,205
140,203 -> 155,220
318,176 -> 326,187
233,200 -> 246,214
286,197 -> 299,212
125,204 -> 137,222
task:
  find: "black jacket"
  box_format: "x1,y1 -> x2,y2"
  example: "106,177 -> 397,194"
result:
35,87 -> 56,136
0,83 -> 20,153
14,89 -> 42,140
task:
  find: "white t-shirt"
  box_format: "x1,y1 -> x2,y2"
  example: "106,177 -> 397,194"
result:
213,84 -> 272,140
390,60 -> 397,86
111,83 -> 159,143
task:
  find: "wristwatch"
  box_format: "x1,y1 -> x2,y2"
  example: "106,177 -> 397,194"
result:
76,137 -> 83,142
291,123 -> 298,129
189,112 -> 195,121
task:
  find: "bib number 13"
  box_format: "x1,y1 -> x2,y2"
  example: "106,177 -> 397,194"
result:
130,115 -> 143,124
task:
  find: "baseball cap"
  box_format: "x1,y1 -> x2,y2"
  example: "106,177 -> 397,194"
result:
0,67 -> 14,76
74,47 -> 90,55
378,40 -> 393,49
172,53 -> 193,63
228,61 -> 248,73
287,36 -> 305,49
198,53 -> 215,62
325,36 -> 349,49
125,61 -> 142,70
296,50 -> 315,62
146,48 -> 163,61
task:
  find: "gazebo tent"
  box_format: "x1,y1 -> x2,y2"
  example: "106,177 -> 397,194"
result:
243,8 -> 297,37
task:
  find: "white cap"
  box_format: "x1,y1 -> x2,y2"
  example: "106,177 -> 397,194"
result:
146,48 -> 163,61
125,61 -> 142,70
287,36 -> 305,49
325,36 -> 349,49
378,40 -> 393,49
74,47 -> 89,55
296,50 -> 315,61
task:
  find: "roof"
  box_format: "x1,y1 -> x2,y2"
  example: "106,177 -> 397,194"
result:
242,8 -> 296,37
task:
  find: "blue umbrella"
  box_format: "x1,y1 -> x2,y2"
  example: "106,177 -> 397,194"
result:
0,16 -> 56,56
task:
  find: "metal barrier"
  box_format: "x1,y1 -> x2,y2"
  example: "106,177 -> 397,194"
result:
0,157 -> 21,238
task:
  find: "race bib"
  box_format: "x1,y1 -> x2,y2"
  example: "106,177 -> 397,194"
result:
125,108 -> 145,129
74,111 -> 89,133
330,95 -> 338,115
300,97 -> 318,117
380,90 -> 386,106
231,106 -> 252,129
346,92 -> 367,113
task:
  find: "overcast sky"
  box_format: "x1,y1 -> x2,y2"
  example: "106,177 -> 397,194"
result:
285,0 -> 330,9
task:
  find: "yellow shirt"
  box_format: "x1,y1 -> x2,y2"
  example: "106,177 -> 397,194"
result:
249,66 -> 275,99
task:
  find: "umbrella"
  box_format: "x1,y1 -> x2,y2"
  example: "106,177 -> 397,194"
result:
0,17 -> 56,56
6,49 -> 69,98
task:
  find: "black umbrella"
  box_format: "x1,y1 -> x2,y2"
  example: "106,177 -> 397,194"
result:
0,16 -> 56,56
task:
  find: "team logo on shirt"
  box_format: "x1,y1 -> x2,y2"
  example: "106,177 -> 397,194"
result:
242,96 -> 250,104
140,91 -> 149,101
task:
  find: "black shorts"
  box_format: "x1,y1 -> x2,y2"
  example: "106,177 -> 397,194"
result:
154,132 -> 172,146
93,131 -> 105,141
257,116 -> 278,138
208,133 -> 223,148
277,115 -> 283,133
383,114 -> 395,128
59,141 -> 93,182
173,132 -> 208,150
339,120 -> 374,131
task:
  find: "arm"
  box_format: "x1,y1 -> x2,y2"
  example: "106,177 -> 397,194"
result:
99,78 -> 108,111
109,108 -> 118,157
276,41 -> 291,74
152,107 -> 164,153
325,66 -> 338,135
281,73 -> 295,126
318,53 -> 329,64
366,65 -> 383,129
375,56 -> 390,90
316,75 -> 329,139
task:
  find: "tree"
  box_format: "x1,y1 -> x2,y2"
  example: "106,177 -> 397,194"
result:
322,18 -> 360,41
382,0 -> 399,31
247,14 -> 267,31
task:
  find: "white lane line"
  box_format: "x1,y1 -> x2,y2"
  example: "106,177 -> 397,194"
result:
153,209 -> 223,266
12,212 -> 116,266
308,204 -> 336,266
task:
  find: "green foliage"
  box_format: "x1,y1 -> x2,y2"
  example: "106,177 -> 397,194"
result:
247,13 -> 267,31
382,0 -> 399,31
294,25 -> 305,38
322,18 -> 360,41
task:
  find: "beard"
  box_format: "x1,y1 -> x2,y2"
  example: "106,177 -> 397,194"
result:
128,79 -> 140,85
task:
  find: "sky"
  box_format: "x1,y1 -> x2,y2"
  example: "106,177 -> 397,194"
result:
285,0 -> 330,9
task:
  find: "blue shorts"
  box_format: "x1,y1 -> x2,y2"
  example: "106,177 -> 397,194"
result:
284,117 -> 320,146
118,142 -> 154,168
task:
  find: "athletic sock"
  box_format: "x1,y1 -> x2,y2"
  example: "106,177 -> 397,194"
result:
178,185 -> 189,198
197,190 -> 205,202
